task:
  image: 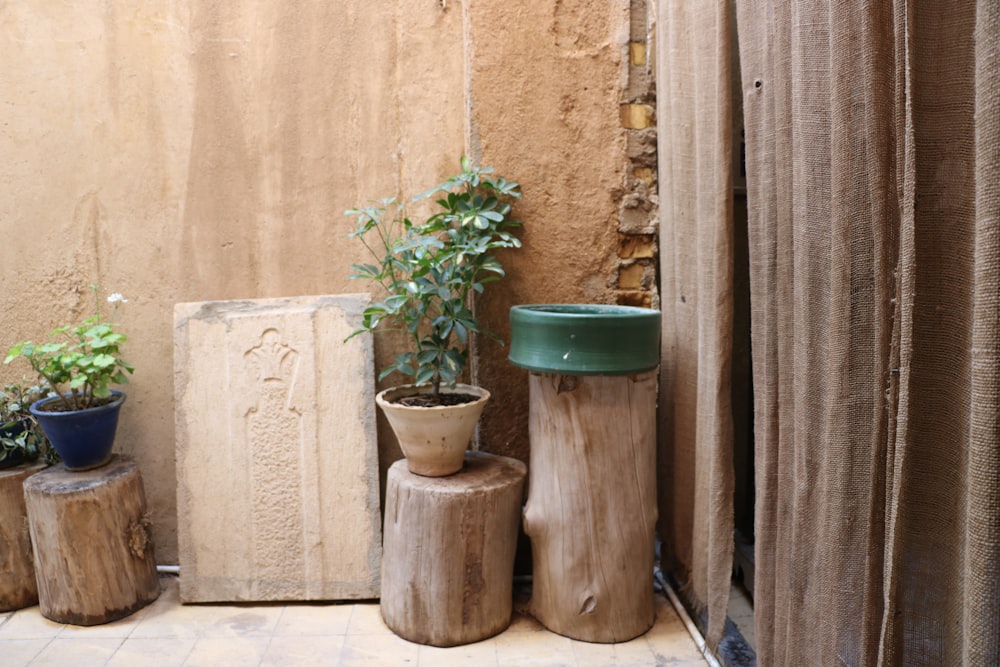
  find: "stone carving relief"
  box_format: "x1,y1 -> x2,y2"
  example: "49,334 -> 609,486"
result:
242,328 -> 305,597
175,295 -> 380,602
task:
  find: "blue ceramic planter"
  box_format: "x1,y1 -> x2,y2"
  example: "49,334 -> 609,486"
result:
30,391 -> 126,471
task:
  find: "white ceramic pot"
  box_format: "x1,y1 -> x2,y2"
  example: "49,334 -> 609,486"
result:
375,383 -> 490,477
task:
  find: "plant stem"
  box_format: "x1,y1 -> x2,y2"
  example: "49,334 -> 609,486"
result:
38,369 -> 74,411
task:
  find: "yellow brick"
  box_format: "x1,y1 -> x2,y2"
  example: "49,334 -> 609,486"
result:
618,263 -> 645,290
633,167 -> 655,186
618,234 -> 657,259
616,291 -> 653,308
620,104 -> 655,130
630,42 -> 647,66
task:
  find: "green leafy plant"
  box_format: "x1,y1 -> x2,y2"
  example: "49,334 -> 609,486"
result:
346,157 -> 523,399
0,382 -> 55,466
4,287 -> 134,412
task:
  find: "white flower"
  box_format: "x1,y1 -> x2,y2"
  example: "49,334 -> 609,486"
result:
107,293 -> 128,304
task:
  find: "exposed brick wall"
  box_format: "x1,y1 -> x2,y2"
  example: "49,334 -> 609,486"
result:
616,0 -> 659,310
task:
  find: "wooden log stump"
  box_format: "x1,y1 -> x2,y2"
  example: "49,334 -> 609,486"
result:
381,450 -> 526,647
0,462 -> 47,612
524,371 -> 658,643
23,455 -> 159,625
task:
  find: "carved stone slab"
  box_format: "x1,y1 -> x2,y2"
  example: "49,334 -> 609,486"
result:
174,294 -> 381,602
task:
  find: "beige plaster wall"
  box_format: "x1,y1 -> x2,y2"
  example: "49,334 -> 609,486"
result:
0,1 -> 633,562
467,0 -> 632,462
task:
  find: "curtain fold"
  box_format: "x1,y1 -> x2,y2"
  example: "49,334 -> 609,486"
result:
656,0 -> 735,649
735,0 -> 999,664
965,4 -> 1000,662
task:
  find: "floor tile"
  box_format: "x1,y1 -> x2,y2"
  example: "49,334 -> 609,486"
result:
339,632 -> 420,666
182,636 -> 270,667
261,635 -> 346,667
131,603 -> 282,639
0,608 -> 65,639
105,637 -> 197,667
495,627 -> 574,666
0,638 -> 51,667
346,604 -> 392,635
505,611 -> 547,634
611,637 -> 665,666
570,638 -> 620,666
56,607 -> 149,638
728,583 -> 755,650
0,576 -> 709,667
645,608 -> 706,664
28,637 -> 123,667
273,603 -> 353,636
200,607 -> 284,637
417,638 -> 500,666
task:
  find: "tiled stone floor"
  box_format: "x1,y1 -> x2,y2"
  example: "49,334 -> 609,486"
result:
0,576 -> 710,666
727,583 -> 755,651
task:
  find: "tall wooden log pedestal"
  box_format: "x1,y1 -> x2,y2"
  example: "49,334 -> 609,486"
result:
524,371 -> 658,643
381,451 -> 526,647
0,462 -> 47,611
23,455 -> 160,625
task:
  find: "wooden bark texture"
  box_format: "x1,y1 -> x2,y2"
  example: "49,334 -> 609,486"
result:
0,462 -> 46,611
23,455 -> 160,625
381,451 -> 526,647
524,371 -> 658,643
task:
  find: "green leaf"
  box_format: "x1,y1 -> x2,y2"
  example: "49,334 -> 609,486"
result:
345,157 -> 523,385
417,350 -> 439,365
413,366 -> 435,386
93,354 -> 116,368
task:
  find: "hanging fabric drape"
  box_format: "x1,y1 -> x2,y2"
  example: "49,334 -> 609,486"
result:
735,0 -> 1000,664
656,0 -> 735,649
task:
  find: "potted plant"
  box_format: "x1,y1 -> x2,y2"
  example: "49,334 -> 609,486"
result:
0,382 -> 52,469
346,157 -> 523,476
4,287 -> 134,471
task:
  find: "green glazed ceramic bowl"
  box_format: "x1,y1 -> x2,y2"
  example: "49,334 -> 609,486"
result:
509,304 -> 661,375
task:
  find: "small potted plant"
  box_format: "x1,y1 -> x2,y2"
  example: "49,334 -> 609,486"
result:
346,157 -> 523,476
0,382 -> 52,469
4,287 -> 134,471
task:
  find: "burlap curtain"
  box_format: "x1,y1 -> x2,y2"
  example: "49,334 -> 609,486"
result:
658,0 -> 998,663
733,0 -> 1000,665
656,0 -> 735,650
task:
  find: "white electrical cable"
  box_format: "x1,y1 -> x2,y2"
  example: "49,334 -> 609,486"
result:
661,579 -> 723,667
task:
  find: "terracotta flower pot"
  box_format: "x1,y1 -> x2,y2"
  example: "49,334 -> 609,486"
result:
376,384 -> 490,477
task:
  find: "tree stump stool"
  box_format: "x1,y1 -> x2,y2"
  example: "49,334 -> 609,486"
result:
381,450 -> 526,647
23,455 -> 159,625
0,462 -> 46,612
524,371 -> 658,643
